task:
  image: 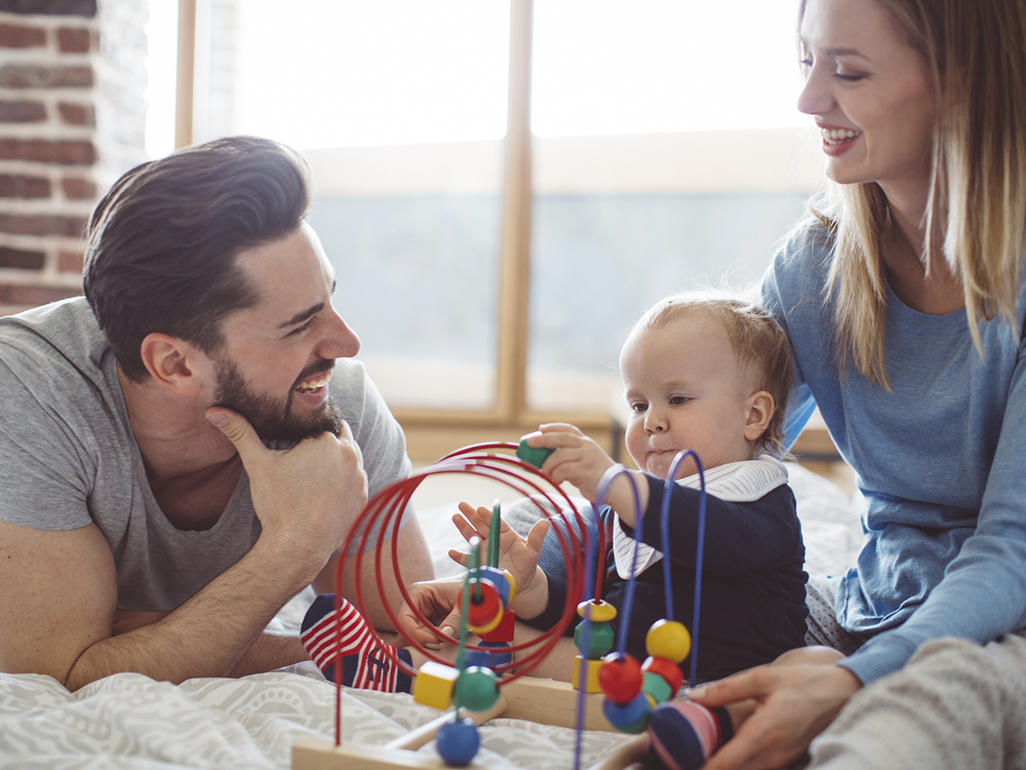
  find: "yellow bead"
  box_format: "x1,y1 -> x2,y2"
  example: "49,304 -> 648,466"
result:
503,569 -> 517,603
645,620 -> 691,663
413,660 -> 458,710
468,602 -> 505,635
577,599 -> 617,623
571,655 -> 603,693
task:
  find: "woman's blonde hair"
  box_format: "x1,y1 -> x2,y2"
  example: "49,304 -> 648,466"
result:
632,294 -> 794,456
799,0 -> 1026,386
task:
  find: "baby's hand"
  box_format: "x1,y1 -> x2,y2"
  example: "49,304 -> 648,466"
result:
522,423 -> 617,501
449,501 -> 549,602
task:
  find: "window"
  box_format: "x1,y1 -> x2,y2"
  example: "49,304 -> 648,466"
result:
149,0 -> 822,454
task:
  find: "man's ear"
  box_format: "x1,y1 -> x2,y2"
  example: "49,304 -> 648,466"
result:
743,390 -> 775,443
138,333 -> 205,397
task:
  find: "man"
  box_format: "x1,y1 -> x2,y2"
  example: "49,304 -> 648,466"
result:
0,136 -> 432,690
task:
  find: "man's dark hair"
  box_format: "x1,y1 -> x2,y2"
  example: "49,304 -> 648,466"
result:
83,135 -> 310,381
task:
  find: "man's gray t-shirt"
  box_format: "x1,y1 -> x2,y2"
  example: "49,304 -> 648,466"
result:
0,297 -> 411,610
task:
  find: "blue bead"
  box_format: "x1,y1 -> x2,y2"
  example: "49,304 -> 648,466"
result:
436,718 -> 480,766
601,692 -> 651,733
464,642 -> 513,669
475,566 -> 512,606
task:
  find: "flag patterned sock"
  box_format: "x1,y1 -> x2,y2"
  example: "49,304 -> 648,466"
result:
301,593 -> 413,693
647,700 -> 734,770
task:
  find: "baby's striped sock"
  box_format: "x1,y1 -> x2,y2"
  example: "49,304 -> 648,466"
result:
301,593 -> 412,692
647,699 -> 734,770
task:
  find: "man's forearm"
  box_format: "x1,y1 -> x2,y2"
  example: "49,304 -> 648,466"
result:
229,630 -> 308,676
66,537 -> 313,690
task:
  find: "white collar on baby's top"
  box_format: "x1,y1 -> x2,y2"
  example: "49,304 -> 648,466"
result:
612,455 -> 789,580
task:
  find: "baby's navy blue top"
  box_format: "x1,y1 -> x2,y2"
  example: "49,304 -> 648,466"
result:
527,474 -> 808,683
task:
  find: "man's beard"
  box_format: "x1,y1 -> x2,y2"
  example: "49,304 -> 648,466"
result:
212,356 -> 343,444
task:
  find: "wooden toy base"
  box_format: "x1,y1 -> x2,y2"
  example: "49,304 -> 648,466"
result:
291,676 -> 649,770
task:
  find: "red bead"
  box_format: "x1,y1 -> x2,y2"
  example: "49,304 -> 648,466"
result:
641,655 -> 684,696
477,608 -> 515,643
597,653 -> 643,704
465,579 -> 503,631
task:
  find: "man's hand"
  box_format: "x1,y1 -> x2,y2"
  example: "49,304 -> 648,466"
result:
689,662 -> 862,769
206,407 -> 367,577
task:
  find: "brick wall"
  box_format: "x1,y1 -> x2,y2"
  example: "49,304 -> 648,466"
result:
0,0 -> 148,315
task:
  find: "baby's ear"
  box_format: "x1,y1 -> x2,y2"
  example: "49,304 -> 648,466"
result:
743,390 -> 775,442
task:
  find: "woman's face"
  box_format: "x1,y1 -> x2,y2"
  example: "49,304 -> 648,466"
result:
797,0 -> 937,196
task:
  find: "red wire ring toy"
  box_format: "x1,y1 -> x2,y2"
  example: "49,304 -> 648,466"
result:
328,441 -> 610,744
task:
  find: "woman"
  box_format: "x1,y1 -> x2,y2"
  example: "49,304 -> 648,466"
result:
686,0 -> 1026,767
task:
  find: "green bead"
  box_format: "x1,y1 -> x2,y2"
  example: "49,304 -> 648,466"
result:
516,438 -> 554,468
574,618 -> 615,658
642,671 -> 673,704
454,666 -> 499,713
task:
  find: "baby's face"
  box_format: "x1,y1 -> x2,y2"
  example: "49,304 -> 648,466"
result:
620,312 -> 759,479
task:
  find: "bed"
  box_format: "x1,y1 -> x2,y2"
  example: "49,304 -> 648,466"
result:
0,463 -> 860,770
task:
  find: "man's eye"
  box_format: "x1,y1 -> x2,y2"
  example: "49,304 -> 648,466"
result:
288,318 -> 315,336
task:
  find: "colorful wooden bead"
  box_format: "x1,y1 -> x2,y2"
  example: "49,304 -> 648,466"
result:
602,691 -> 651,733
469,604 -> 504,635
413,660 -> 458,710
642,655 -> 684,696
464,641 -> 513,669
436,718 -> 480,766
454,666 -> 499,712
465,579 -> 504,633
598,653 -> 643,703
571,655 -> 603,693
502,569 -> 517,604
516,438 -> 554,468
576,599 -> 617,623
648,701 -> 716,770
645,619 -> 691,663
475,566 -> 515,606
642,670 -> 674,704
574,618 -> 615,658
477,608 -> 515,643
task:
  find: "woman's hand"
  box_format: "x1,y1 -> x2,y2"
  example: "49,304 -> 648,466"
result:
691,662 -> 862,769
396,578 -> 465,648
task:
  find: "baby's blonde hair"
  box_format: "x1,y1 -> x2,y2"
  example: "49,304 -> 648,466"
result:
629,293 -> 794,456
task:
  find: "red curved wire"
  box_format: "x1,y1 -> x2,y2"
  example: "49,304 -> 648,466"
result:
330,442 -> 604,745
